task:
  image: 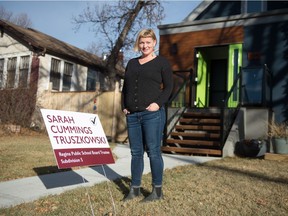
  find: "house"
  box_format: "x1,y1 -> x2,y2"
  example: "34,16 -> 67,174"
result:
158,0 -> 288,156
0,19 -> 126,141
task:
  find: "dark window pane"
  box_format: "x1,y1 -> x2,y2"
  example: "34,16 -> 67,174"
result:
7,57 -> 17,88
50,58 -> 61,90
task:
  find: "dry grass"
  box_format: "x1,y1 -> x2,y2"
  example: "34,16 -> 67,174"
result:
0,133 -> 116,181
1,134 -> 288,215
0,133 -> 59,181
268,121 -> 288,138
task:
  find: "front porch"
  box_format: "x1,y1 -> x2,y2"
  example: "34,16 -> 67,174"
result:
162,65 -> 272,157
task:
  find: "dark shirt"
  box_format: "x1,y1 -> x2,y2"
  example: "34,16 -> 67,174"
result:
122,55 -> 173,113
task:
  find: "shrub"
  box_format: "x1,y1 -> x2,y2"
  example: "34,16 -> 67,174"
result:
268,121 -> 288,138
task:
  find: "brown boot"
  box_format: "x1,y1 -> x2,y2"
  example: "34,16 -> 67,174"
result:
123,186 -> 140,201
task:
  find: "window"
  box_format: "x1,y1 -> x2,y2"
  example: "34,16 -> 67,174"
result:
62,62 -> 73,91
0,55 -> 32,89
243,0 -> 266,13
7,57 -> 17,88
0,59 -> 4,89
243,1 -> 288,14
18,55 -> 30,88
50,58 -> 61,90
50,58 -> 75,91
247,0 -> 262,13
241,67 -> 264,105
86,69 -> 108,91
86,69 -> 98,91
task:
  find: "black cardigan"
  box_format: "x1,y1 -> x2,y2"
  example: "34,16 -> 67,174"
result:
122,55 -> 173,113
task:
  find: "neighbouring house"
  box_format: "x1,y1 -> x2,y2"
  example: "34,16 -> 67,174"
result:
158,0 -> 288,157
0,19 -> 126,141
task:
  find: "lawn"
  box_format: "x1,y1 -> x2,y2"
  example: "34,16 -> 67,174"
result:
0,133 -> 58,181
1,134 -> 288,215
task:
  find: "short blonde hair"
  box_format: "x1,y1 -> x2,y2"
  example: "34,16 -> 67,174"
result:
134,29 -> 157,52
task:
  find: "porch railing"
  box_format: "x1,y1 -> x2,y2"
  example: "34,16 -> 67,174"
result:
220,72 -> 242,147
220,64 -> 272,147
163,65 -> 272,149
164,69 -> 193,142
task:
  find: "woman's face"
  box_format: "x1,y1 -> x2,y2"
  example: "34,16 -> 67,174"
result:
138,37 -> 156,57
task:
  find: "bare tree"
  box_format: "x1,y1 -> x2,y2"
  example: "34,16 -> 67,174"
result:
0,6 -> 12,21
0,6 -> 32,28
72,0 -> 164,81
11,13 -> 32,28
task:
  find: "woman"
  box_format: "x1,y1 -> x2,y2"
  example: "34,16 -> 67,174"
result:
122,29 -> 173,202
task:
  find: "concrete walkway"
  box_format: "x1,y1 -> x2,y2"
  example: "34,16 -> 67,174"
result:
0,143 -> 220,208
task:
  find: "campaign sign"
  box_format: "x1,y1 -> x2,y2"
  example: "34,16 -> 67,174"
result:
41,109 -> 115,169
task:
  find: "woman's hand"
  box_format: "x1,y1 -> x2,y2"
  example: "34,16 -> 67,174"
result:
146,103 -> 159,111
123,109 -> 130,115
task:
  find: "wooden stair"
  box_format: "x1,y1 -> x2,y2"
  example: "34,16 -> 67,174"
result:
162,109 -> 223,157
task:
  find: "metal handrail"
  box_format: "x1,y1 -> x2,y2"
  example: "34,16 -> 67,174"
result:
163,69 -> 193,145
167,69 -> 193,106
220,69 -> 242,146
220,64 -> 272,146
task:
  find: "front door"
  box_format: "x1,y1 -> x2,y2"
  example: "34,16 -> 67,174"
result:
195,44 -> 242,108
209,59 -> 228,107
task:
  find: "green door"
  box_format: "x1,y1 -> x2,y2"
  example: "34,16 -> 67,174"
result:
227,44 -> 242,107
195,44 -> 242,108
196,51 -> 208,107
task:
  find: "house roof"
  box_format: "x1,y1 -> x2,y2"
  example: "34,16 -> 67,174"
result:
158,1 -> 288,35
0,19 -> 103,69
182,0 -> 213,22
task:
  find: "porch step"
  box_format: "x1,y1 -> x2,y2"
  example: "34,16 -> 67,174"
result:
162,108 -> 222,157
170,131 -> 220,139
162,146 -> 222,156
179,118 -> 220,124
175,125 -> 220,131
182,112 -> 220,118
166,138 -> 220,146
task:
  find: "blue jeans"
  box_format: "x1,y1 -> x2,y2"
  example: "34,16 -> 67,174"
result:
126,107 -> 166,187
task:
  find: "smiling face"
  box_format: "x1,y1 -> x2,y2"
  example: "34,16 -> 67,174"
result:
138,37 -> 156,57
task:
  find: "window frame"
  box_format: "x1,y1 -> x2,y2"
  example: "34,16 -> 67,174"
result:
50,58 -> 61,91
86,68 -> 99,91
49,57 -> 75,92
18,55 -> 30,88
6,57 -> 17,88
62,61 -> 73,91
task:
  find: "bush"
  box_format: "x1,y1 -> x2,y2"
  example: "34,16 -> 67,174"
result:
268,121 -> 288,138
0,87 -> 37,127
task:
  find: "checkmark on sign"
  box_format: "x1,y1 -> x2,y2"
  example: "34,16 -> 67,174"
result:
90,116 -> 97,126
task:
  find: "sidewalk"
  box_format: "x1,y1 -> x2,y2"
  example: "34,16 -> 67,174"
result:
0,143 -> 220,208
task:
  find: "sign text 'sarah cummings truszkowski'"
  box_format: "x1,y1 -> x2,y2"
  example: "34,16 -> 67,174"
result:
41,109 -> 115,169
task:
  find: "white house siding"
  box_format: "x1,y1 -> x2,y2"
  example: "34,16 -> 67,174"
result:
37,55 -> 50,92
0,34 -> 30,54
